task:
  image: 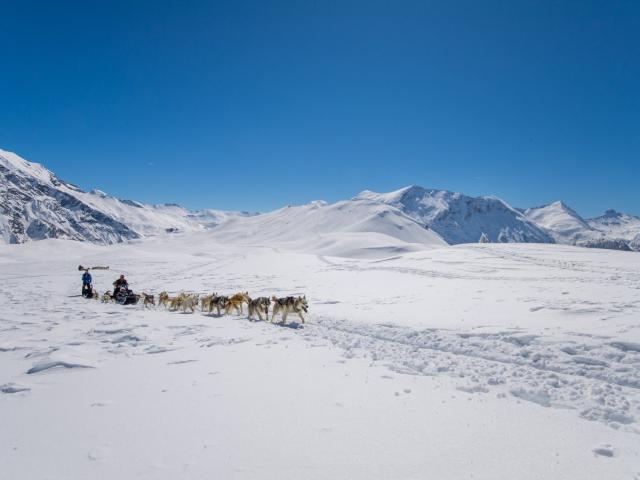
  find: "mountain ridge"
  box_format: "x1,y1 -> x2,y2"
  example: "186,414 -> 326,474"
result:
0,149 -> 253,244
358,185 -> 554,245
1,148 -> 638,252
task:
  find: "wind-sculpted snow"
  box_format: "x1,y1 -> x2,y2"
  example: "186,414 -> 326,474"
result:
0,383 -> 31,394
26,360 -> 95,374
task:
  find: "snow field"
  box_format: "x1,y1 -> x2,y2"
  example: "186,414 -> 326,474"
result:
1,238 -> 639,479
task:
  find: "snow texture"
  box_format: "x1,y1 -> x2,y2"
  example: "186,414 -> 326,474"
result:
1,236 -> 640,479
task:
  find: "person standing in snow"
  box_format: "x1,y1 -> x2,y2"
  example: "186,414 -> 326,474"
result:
82,269 -> 93,297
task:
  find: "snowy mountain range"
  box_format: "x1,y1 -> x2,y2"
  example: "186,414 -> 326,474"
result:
1,148 -> 638,252
523,201 -> 640,251
357,186 -> 553,245
0,149 -> 253,244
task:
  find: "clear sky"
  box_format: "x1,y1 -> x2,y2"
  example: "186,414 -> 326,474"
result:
1,0 -> 638,216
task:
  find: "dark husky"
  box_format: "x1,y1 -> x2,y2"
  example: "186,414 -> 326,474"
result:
271,295 -> 308,324
208,294 -> 230,316
248,296 -> 270,322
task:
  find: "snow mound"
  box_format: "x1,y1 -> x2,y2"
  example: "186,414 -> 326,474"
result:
205,197 -> 447,257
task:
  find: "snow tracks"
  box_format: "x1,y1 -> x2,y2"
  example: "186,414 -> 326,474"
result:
305,317 -> 640,433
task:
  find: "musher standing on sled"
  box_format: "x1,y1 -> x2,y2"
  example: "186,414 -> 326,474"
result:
111,274 -> 138,305
81,269 -> 93,297
112,274 -> 128,296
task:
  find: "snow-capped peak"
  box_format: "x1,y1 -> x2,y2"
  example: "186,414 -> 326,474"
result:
601,209 -> 623,218
523,201 -> 595,244
307,200 -> 329,208
0,149 -> 253,244
354,185 -> 551,245
354,185 -> 428,204
587,209 -> 640,247
0,148 -> 59,186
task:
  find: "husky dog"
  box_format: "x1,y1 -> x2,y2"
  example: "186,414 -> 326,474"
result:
101,291 -> 113,303
248,296 -> 270,322
92,290 -> 99,300
142,293 -> 155,308
271,295 -> 308,324
182,293 -> 199,313
168,293 -> 187,311
158,291 -> 170,308
200,294 -> 214,312
226,292 -> 250,315
208,294 -> 230,316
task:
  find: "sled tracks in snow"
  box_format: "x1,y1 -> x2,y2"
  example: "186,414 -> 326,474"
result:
304,316 -> 640,433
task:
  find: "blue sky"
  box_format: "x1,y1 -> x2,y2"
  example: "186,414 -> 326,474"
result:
1,0 -> 638,216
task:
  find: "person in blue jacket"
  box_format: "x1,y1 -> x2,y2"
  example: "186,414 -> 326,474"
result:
82,269 -> 93,297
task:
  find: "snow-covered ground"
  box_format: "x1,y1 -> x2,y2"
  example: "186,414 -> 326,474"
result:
1,236 -> 639,479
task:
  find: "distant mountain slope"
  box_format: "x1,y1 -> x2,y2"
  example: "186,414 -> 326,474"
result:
357,186 -> 553,245
587,210 -> 640,243
1,148 -> 637,253
0,149 -> 252,244
205,197 -> 448,258
523,201 -> 599,244
522,202 -> 640,251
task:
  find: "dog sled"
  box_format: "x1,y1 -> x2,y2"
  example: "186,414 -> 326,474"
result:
81,284 -> 96,299
114,288 -> 139,305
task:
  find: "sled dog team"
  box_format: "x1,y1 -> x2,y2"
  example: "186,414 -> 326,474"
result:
101,290 -> 309,324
